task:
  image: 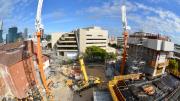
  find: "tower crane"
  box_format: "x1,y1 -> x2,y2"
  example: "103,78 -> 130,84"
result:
35,0 -> 53,100
120,1 -> 130,75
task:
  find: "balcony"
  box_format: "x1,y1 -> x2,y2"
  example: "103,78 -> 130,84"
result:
56,44 -> 77,47
58,40 -> 76,43
56,50 -> 78,52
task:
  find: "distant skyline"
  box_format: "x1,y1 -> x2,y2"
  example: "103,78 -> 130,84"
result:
0,0 -> 180,43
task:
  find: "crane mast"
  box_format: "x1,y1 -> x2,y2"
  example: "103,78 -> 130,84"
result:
120,2 -> 129,75
35,0 -> 52,100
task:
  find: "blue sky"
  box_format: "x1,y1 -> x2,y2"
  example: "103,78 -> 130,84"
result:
0,0 -> 180,43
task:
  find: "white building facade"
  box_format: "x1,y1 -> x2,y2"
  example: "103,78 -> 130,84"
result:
51,26 -> 109,59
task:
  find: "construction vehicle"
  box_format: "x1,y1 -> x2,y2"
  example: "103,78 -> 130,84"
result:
35,0 -> 53,100
66,32 -> 101,92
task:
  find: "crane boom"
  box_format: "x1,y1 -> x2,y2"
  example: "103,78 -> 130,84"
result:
35,0 -> 52,100
35,0 -> 43,32
75,31 -> 89,82
121,5 -> 127,30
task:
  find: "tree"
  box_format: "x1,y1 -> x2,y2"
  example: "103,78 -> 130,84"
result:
105,52 -> 116,60
168,59 -> 179,71
85,46 -> 107,62
46,35 -> 51,41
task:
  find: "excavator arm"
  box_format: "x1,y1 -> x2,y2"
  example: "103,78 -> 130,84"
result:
75,31 -> 89,82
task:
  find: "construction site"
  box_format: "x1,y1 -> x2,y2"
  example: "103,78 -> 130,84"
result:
0,0 -> 180,101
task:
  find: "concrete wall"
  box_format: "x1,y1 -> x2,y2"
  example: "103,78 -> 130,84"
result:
51,32 -> 64,48
162,41 -> 174,51
78,27 -> 108,52
146,39 -> 162,50
128,37 -> 174,51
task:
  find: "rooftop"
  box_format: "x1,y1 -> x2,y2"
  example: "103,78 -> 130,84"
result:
129,32 -> 171,41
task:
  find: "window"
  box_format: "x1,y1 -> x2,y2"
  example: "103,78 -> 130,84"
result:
68,34 -> 75,37
86,39 -> 106,40
58,47 -> 78,50
86,42 -> 106,44
60,52 -> 64,56
86,35 -> 92,36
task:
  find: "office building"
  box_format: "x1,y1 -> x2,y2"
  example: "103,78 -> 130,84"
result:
52,32 -> 78,59
108,35 -> 117,45
6,27 -> 18,43
76,26 -> 108,52
23,28 -> 28,39
0,21 -> 3,43
52,26 -> 109,58
0,30 -> 3,43
117,37 -> 124,47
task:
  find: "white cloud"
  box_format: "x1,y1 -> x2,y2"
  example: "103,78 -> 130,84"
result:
43,10 -> 65,21
77,0 -> 180,43
0,0 -> 33,18
0,0 -> 35,34
77,0 -> 121,18
0,0 -> 13,18
127,2 -> 180,43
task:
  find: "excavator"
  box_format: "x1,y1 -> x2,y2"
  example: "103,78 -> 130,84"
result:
35,0 -> 53,100
66,31 -> 101,92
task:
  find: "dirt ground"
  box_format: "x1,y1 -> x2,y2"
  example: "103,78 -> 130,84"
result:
48,63 -> 109,101
73,64 -> 109,101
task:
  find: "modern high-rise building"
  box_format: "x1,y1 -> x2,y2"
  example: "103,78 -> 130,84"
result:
0,21 -> 3,43
17,32 -> 23,41
23,28 -> 28,39
0,30 -> 3,43
6,27 -> 18,43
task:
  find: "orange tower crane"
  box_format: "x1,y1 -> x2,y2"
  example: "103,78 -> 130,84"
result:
35,0 -> 53,100
120,2 -> 130,75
